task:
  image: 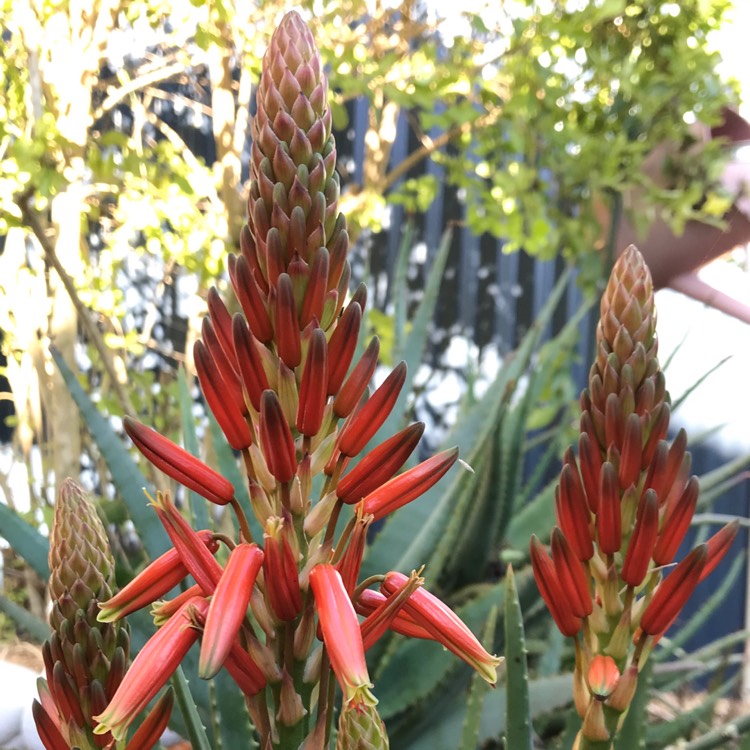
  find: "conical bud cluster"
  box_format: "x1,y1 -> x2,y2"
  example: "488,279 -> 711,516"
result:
336,702 -> 390,750
244,9 -> 348,308
36,479 -> 130,750
531,247 -> 738,749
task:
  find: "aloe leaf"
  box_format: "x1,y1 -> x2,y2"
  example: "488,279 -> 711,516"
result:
171,665 -> 213,750
367,270 -> 571,579
377,227 -> 453,442
50,346 -> 168,558
504,566 -> 532,750
0,593 -> 49,641
387,672 -> 572,750
682,714 -> 750,750
648,672 -> 739,747
0,503 -> 49,579
211,671 -> 255,749
505,479 -> 556,551
392,222 -> 415,358
658,552 -> 744,656
178,368 -> 209,532
460,605 -> 498,749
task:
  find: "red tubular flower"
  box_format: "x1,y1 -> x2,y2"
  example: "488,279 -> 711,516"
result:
326,301 -> 361,396
32,700 -> 68,750
355,589 -> 434,642
332,336 -> 380,419
336,510 -> 372,596
700,520 -> 740,582
359,447 -> 459,522
263,517 -> 303,622
259,390 -> 297,484
238,225 -> 268,294
296,327 -> 328,438
578,429 -> 602,513
618,413 -> 642,489
336,423 -> 425,504
621,490 -> 659,587
94,597 -> 208,741
596,462 -> 621,556
124,687 -> 174,750
358,573 -> 423,650
206,286 -> 237,360
200,543 -> 264,679
640,545 -> 707,636
300,247 -> 329,327
231,253 -> 274,344
556,463 -> 594,561
550,528 -> 592,618
381,571 -> 502,684
152,584 -> 204,626
124,416 -> 235,505
151,492 -> 223,593
224,640 -> 268,696
194,339 -> 253,450
530,535 -> 582,637
274,273 -> 302,368
337,362 -> 407,457
652,476 -> 699,566
98,530 -> 218,622
309,564 -> 376,706
233,313 -> 271,412
201,317 -> 248,417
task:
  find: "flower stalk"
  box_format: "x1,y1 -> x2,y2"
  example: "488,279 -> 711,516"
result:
90,11 -> 496,750
531,246 -> 738,750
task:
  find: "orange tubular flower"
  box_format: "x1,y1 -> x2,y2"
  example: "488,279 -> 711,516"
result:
151,492 -> 223,593
230,252 -> 273,343
596,462 -> 621,556
232,313 -> 271,412
620,490 -> 659,587
296,327 -> 328,438
309,565 -> 376,707
326,301 -> 361,396
300,246 -> 330,327
336,423 -> 425,504
337,361 -> 407,457
529,536 -> 582,638
98,530 -> 218,622
200,543 -> 264,679
124,417 -> 235,505
652,476 -> 699,566
700,520 -> 740,582
332,336 -> 380,419
274,273 -> 302,368
263,517 -> 303,622
550,528 -> 592,618
259,390 -> 297,484
94,597 -> 208,741
640,545 -> 707,637
356,589 -> 435,644
123,688 -> 174,750
381,571 -> 503,684
358,573 -> 424,650
359,447 -> 459,522
555,463 -> 594,562
194,339 -> 253,451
